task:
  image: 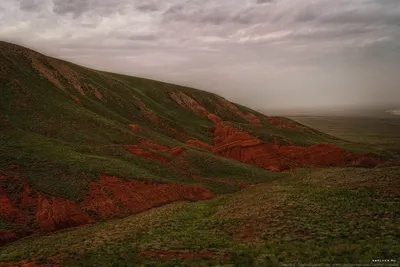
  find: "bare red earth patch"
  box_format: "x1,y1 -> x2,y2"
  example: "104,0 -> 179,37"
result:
72,96 -> 81,104
129,124 -> 139,132
140,140 -> 185,156
264,116 -> 308,131
217,98 -> 261,125
0,230 -> 18,246
212,123 -> 384,171
170,91 -> 222,123
83,176 -> 213,220
36,195 -> 93,232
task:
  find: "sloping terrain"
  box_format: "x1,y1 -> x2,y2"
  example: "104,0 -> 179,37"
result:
0,167 -> 398,266
0,41 -> 387,247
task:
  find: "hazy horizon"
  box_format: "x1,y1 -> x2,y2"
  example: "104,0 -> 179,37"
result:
1,0 -> 399,115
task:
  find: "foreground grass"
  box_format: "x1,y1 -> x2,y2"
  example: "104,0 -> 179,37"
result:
1,166 -> 399,266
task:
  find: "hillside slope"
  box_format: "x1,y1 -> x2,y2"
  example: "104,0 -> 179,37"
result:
0,41 -> 384,245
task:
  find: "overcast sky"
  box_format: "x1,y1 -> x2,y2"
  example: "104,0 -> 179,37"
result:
1,0 -> 399,113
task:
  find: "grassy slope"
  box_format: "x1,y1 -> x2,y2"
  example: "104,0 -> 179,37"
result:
0,41 -> 291,201
1,166 -> 398,266
0,41 -> 354,202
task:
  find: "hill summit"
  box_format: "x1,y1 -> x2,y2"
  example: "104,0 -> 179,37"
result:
0,41 -> 383,245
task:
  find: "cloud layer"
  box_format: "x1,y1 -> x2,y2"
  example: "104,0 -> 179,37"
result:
1,0 -> 399,112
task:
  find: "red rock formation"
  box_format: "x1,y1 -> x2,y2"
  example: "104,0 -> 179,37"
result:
211,123 -> 384,171
170,92 -> 222,123
186,140 -> 212,151
83,176 -> 213,220
36,195 -> 93,232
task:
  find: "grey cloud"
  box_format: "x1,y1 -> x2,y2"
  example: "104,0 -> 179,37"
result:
257,0 -> 274,4
135,1 -> 161,12
52,0 -> 90,17
1,0 -> 400,112
320,10 -> 400,26
19,0 -> 43,12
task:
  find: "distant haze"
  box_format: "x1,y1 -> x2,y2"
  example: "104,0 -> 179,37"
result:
1,0 -> 399,114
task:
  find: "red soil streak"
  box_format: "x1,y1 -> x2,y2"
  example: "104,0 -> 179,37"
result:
142,109 -> 187,141
129,124 -> 139,132
125,145 -> 168,163
0,190 -> 21,223
83,176 -> 213,220
264,116 -> 311,132
72,96 -> 81,104
0,230 -> 17,246
186,139 -> 213,151
140,140 -> 186,156
92,86 -> 104,100
212,123 -> 384,171
47,60 -> 86,95
138,249 -> 218,260
36,195 -> 93,232
30,57 -> 64,90
170,92 -> 222,123
218,98 -> 261,125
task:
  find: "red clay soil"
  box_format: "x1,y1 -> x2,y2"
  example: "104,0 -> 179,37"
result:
0,230 -> 18,246
142,109 -> 187,141
212,123 -> 384,171
125,145 -> 168,163
140,140 -> 185,156
125,140 -> 185,164
36,195 -> 93,232
1,169 -> 213,246
82,176 -> 213,220
129,124 -> 139,132
72,96 -> 81,104
186,139 -> 213,151
217,98 -> 261,125
138,249 -> 221,261
264,116 -> 307,130
170,92 -> 222,123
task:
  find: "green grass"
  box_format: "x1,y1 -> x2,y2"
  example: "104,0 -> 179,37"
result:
1,167 -> 398,266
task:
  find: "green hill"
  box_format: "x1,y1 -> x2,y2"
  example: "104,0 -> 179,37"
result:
0,40 -> 392,259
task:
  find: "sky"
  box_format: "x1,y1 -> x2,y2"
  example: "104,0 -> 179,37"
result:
0,0 -> 399,114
